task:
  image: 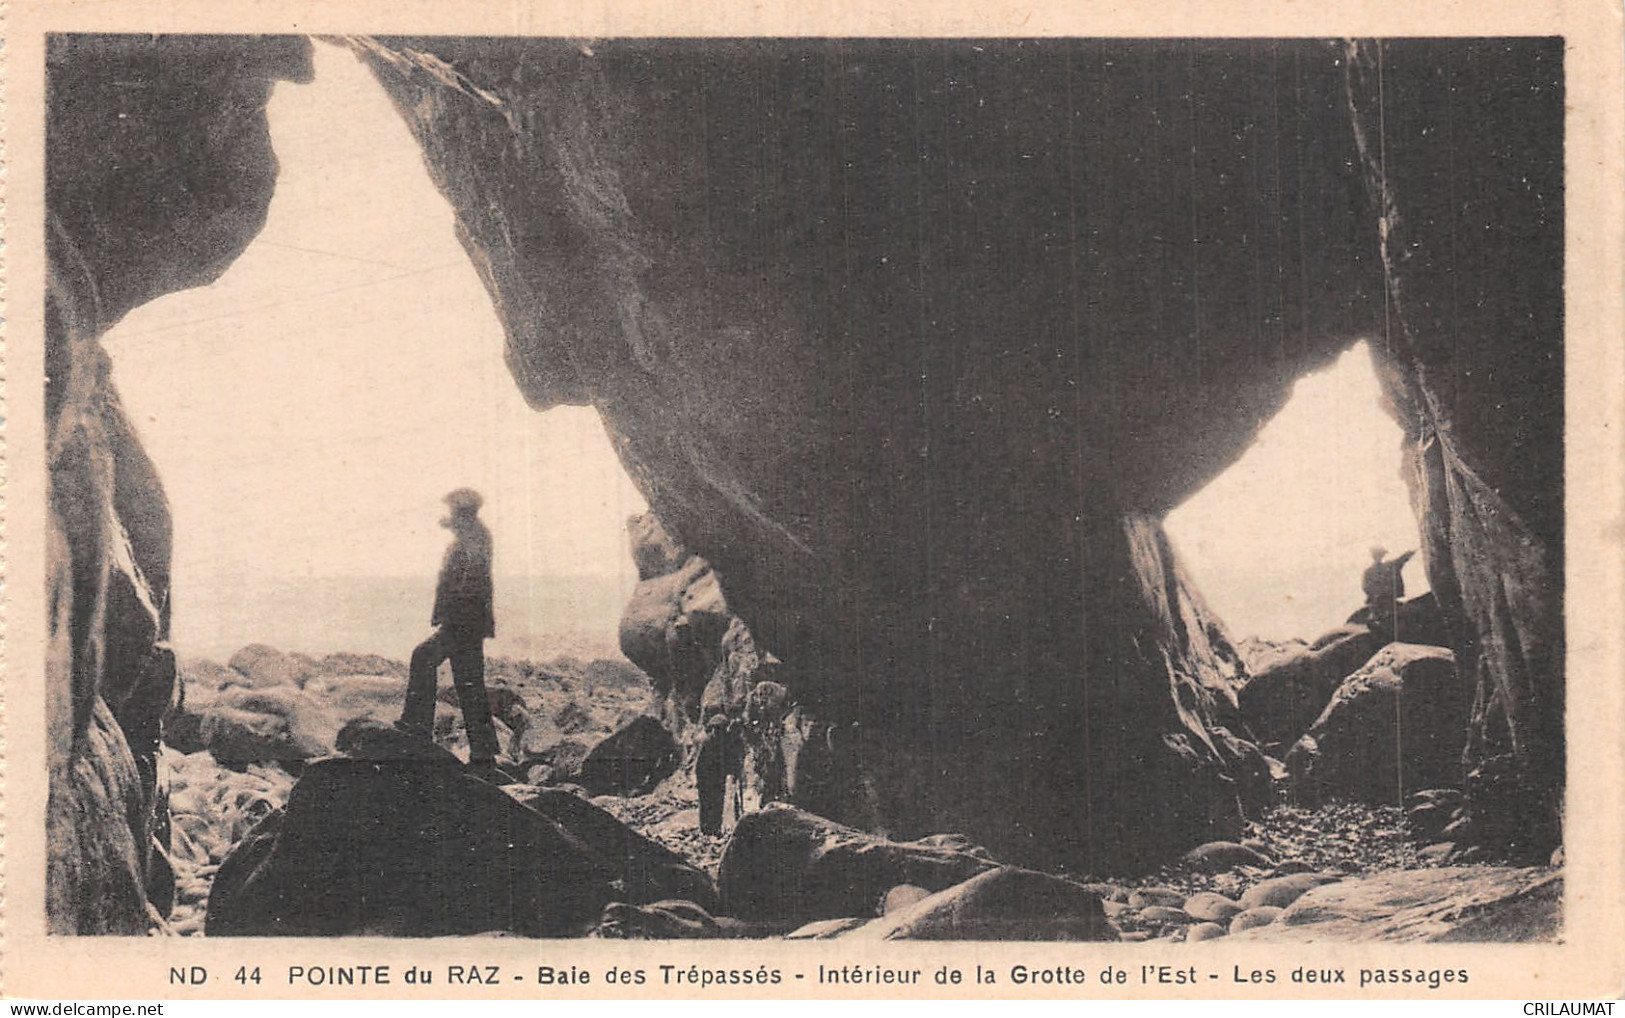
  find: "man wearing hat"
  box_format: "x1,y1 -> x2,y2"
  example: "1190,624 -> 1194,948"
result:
398,487 -> 501,779
1361,544 -> 1416,638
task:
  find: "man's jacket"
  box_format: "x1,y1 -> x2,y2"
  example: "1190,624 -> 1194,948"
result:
1362,550 -> 1415,604
433,521 -> 495,639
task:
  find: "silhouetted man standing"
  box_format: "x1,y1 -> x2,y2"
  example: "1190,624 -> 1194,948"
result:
398,488 -> 501,780
1362,545 -> 1415,636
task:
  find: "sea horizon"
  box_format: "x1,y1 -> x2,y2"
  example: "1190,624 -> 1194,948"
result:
168,572 -> 638,664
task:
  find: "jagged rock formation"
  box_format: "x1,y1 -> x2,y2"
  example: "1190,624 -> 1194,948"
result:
46,36 -> 1564,926
1239,592 -> 1448,749
44,35 -> 315,932
1343,41 -> 1564,861
1286,643 -> 1469,806
618,511 -> 739,721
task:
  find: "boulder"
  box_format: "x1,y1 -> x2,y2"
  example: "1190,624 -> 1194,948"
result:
717,804 -> 997,922
1286,644 -> 1469,806
1235,637 -> 1309,676
1183,891 -> 1244,924
1229,867 -> 1560,942
198,707 -> 307,767
785,917 -> 870,940
508,707 -> 566,761
628,511 -> 688,581
1186,921 -> 1227,942
1237,624 -> 1385,748
575,715 -> 681,797
216,686 -> 339,755
334,718 -> 464,764
1127,887 -> 1186,909
175,659 -> 244,708
882,884 -> 932,915
511,787 -> 716,911
618,556 -> 734,708
843,868 -> 1117,941
1345,592 -> 1451,648
535,739 -> 592,780
594,900 -> 724,939
226,644 -> 314,689
205,757 -> 619,936
1229,906 -> 1283,933
1179,840 -> 1273,873
1238,872 -> 1340,911
300,673 -> 409,726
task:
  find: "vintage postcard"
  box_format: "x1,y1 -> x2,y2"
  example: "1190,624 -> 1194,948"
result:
2,0 -> 1621,1002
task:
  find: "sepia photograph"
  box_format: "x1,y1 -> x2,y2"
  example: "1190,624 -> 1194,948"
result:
7,2 -> 1622,1001
39,30 -> 1569,944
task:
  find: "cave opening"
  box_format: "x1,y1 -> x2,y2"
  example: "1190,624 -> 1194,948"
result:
99,39 -> 649,667
1164,340 -> 1429,658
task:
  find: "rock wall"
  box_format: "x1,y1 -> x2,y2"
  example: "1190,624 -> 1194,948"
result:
1343,40 -> 1564,859
45,35 -> 314,932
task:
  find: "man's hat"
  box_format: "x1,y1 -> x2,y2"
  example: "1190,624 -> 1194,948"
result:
1370,545 -> 1387,559
444,487 -> 484,514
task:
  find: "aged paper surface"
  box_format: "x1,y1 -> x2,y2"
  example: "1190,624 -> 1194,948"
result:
3,0 -> 1622,1001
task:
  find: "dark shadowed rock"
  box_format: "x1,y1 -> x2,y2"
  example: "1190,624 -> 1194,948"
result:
205,757 -> 618,936
717,804 -> 997,922
628,512 -> 688,582
593,899 -> 724,939
843,867 -> 1117,941
197,706 -> 306,767
576,715 -> 681,797
49,699 -> 159,933
334,718 -> 465,765
1238,625 -> 1385,748
619,557 -> 733,710
511,787 -> 716,911
1286,644 -> 1468,806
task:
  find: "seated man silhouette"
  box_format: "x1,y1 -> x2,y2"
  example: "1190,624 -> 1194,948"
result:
1361,544 -> 1416,637
397,487 -> 502,781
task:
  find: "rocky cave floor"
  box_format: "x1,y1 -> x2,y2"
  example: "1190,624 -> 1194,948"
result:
163,645 -> 1556,942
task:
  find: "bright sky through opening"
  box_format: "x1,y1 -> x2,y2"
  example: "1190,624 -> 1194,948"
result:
1165,341 -> 1427,643
102,42 -> 649,659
